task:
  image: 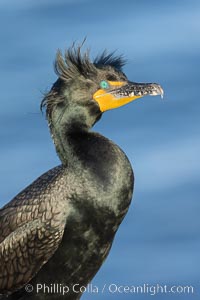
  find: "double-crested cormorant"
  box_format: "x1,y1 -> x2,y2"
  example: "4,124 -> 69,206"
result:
0,44 -> 163,300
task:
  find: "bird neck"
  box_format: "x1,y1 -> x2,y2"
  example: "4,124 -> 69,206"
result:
48,105 -> 101,166
49,121 -> 87,166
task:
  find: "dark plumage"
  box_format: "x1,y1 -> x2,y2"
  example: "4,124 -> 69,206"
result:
0,43 -> 163,300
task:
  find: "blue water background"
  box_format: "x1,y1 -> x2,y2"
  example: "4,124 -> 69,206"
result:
0,0 -> 200,299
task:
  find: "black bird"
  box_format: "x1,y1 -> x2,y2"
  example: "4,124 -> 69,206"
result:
0,44 -> 163,300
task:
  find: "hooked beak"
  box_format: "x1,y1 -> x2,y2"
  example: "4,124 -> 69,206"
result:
93,81 -> 164,112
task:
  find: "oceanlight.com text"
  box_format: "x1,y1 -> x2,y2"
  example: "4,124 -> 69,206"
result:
24,282 -> 195,296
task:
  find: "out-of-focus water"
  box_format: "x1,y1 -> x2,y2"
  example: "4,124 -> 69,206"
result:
0,0 -> 200,299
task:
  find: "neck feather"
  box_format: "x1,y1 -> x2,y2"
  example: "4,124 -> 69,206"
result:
48,105 -> 101,165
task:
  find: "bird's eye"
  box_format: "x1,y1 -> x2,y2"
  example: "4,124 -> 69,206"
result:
100,80 -> 109,89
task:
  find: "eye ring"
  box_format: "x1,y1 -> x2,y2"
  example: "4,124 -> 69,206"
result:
100,80 -> 109,89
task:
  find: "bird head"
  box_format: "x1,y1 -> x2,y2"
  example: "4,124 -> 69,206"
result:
41,44 -> 163,130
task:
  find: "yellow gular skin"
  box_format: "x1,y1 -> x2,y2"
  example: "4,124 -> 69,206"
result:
93,81 -> 142,112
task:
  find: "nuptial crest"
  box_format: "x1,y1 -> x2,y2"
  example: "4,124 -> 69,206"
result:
54,43 -> 126,81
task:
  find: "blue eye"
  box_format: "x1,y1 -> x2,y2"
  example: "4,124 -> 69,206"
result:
100,80 -> 109,89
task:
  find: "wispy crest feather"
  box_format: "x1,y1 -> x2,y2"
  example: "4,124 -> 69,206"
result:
94,50 -> 126,70
54,43 -> 125,81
